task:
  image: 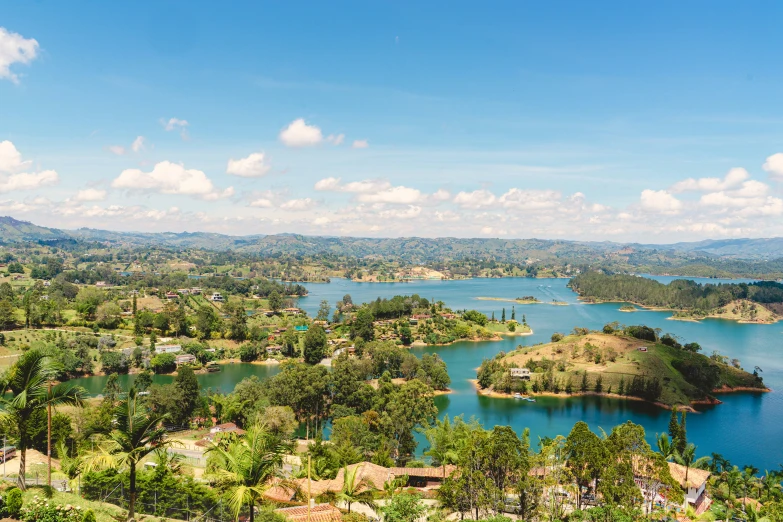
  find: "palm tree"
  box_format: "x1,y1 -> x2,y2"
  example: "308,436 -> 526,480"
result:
83,387 -> 170,521
721,466 -> 742,522
740,466 -> 760,510
674,443 -> 708,484
707,452 -> 728,473
336,464 -> 378,514
0,349 -> 86,489
206,423 -> 293,522
761,470 -> 783,501
656,433 -> 675,461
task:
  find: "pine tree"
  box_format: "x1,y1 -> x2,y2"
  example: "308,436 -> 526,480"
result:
491,311 -> 495,321
511,306 -> 516,321
501,308 -> 506,323
581,371 -> 588,392
618,377 -> 625,395
676,411 -> 688,454
668,408 -> 681,448
522,314 -> 527,325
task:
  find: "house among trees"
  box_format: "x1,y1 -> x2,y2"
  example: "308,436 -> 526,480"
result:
154,344 -> 182,354
174,353 -> 197,366
210,292 -> 224,302
165,291 -> 178,300
510,367 -> 532,380
667,462 -> 711,514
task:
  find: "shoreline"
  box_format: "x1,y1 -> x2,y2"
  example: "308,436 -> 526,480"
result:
578,297 -> 780,324
476,296 -> 569,306
469,379 -> 771,412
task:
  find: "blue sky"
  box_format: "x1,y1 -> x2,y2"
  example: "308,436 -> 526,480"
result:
1,1 -> 783,240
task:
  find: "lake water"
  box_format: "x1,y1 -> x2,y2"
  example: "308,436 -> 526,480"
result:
70,276 -> 783,470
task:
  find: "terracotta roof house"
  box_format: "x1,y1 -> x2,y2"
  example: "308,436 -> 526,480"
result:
667,462 -> 711,514
275,504 -> 342,522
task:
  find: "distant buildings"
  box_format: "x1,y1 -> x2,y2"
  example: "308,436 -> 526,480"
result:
210,292 -> 224,302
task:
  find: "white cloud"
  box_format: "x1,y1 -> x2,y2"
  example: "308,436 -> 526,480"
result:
226,152 -> 271,177
432,189 -> 451,201
0,170 -> 58,193
454,189 -> 496,209
352,139 -> 369,149
108,145 -> 126,156
499,188 -> 561,210
249,198 -> 273,208
640,189 -> 682,213
280,198 -> 315,211
162,117 -> 189,139
0,27 -> 39,83
279,119 -> 323,147
0,141 -> 58,193
131,136 -> 145,153
670,168 -> 749,193
75,188 -> 107,202
326,134 -> 345,145
0,140 -> 32,172
163,117 -> 188,131
357,186 -> 424,204
763,153 -> 783,181
111,160 -> 232,200
378,205 -> 422,219
314,177 -> 342,191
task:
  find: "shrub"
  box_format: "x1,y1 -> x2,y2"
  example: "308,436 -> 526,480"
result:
81,509 -> 97,522
150,352 -> 177,373
4,487 -> 23,518
20,495 -> 83,522
551,332 -> 564,342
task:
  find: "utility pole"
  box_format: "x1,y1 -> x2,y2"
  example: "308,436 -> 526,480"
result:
47,380 -> 52,488
307,454 -> 311,522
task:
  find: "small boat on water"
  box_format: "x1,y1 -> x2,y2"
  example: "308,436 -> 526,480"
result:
206,362 -> 221,372
525,397 -> 536,402
513,393 -> 522,399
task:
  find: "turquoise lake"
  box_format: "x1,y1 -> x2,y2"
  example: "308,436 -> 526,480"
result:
69,276 -> 783,470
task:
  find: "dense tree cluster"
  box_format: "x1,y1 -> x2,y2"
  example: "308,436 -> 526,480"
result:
570,272 -> 783,311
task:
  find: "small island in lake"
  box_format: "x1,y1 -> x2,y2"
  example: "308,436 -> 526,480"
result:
476,296 -> 568,306
619,305 -> 637,312
475,329 -> 768,411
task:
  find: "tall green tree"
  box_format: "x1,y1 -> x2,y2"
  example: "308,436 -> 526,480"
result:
267,291 -> 283,313
0,349 -> 86,489
83,387 -> 170,521
566,421 -> 607,510
206,423 -> 293,522
303,325 -> 327,365
316,300 -> 331,322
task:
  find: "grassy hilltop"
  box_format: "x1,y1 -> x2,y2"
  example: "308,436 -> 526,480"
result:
476,331 -> 766,409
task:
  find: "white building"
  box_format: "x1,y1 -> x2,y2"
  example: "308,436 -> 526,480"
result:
510,367 -> 531,380
210,292 -> 224,302
155,344 -> 182,354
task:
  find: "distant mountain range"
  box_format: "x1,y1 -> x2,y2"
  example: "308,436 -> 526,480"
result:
1,215 -> 782,262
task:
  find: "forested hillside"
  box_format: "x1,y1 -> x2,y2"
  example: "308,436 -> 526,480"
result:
569,272 -> 783,312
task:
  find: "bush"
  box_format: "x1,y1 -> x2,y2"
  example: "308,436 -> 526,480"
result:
551,332 -> 564,342
20,495 -> 83,522
81,509 -> 97,522
4,487 -> 22,518
150,352 -> 177,373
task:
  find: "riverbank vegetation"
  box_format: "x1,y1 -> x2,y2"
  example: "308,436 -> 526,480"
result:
476,327 -> 766,408
570,272 -> 783,322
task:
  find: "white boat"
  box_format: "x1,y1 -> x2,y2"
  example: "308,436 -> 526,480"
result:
513,393 -> 522,399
